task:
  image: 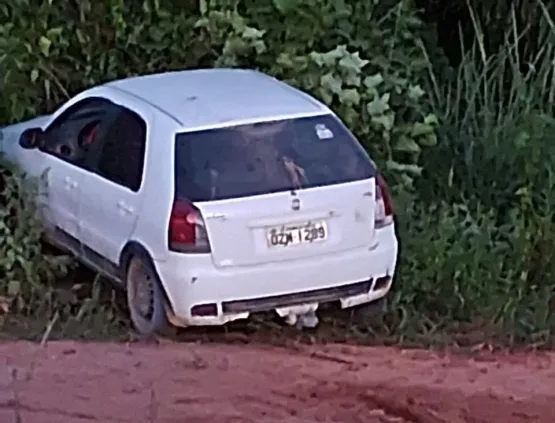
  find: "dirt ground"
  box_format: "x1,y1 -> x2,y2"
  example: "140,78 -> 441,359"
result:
0,341 -> 554,422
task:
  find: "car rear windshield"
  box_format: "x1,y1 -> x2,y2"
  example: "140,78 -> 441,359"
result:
174,114 -> 376,202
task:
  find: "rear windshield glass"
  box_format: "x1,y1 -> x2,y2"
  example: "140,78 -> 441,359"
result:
174,114 -> 375,202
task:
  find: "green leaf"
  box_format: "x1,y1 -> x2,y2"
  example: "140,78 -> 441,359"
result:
363,73 -> 384,89
366,93 -> 390,116
515,186 -> 530,196
38,36 -> 51,57
310,51 -> 336,67
30,69 -> 39,83
385,160 -> 422,176
418,132 -> 437,147
252,40 -> 267,54
338,52 -> 368,72
410,122 -> 434,137
424,113 -> 439,125
344,73 -> 361,87
513,131 -> 530,149
7,280 -> 20,296
223,37 -> 247,56
320,72 -> 342,94
194,17 -> 210,28
75,29 -> 87,44
407,84 -> 425,100
276,52 -> 295,68
273,0 -> 295,13
317,87 -> 334,105
199,0 -> 207,15
338,88 -> 360,105
44,79 -> 51,100
242,27 -> 265,40
311,47 -> 346,67
46,27 -> 63,39
371,111 -> 395,131
394,136 -> 421,152
301,72 -> 319,90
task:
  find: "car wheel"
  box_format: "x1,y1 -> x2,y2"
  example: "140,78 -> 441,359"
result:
352,296 -> 388,326
125,254 -> 168,337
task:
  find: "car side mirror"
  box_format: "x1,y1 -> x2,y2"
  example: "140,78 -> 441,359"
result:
19,127 -> 43,150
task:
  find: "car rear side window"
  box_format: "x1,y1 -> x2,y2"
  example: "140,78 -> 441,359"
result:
174,114 -> 375,202
95,109 -> 147,191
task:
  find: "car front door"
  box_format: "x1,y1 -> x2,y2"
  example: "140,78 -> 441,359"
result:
78,105 -> 149,275
38,98 -> 117,246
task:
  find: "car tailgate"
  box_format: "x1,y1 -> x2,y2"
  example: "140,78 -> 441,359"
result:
195,179 -> 377,268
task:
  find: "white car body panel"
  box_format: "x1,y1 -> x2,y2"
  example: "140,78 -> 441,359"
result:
0,68 -> 399,327
75,88 -> 157,265
0,116 -> 83,235
157,224 -> 397,326
1,115 -> 51,178
47,160 -> 85,239
195,179 -> 377,269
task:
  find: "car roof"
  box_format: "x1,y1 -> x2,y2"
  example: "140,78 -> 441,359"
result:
104,69 -> 330,130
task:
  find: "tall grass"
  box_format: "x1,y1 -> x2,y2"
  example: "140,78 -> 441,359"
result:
418,2 -> 555,209
389,2 -> 555,346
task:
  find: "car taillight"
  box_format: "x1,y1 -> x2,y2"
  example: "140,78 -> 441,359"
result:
374,173 -> 394,228
168,199 -> 211,253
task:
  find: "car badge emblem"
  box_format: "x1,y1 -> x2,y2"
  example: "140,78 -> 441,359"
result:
291,198 -> 300,211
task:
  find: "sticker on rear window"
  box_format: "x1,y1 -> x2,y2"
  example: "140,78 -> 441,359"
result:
315,124 -> 333,139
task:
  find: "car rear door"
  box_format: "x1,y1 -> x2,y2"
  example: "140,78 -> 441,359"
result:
78,105 -> 150,269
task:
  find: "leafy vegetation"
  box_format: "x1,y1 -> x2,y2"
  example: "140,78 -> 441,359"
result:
0,160 -> 127,339
1,0 -> 555,346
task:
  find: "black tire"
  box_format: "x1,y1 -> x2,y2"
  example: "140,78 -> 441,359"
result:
352,296 -> 388,326
125,253 -> 168,337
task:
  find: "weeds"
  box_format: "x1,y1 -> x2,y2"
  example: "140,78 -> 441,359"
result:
0,158 -> 128,341
420,2 -> 555,209
394,1 -> 555,347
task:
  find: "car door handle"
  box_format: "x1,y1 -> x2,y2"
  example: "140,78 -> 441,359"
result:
117,201 -> 134,214
64,176 -> 78,189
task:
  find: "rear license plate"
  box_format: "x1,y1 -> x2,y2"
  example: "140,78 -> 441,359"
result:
266,220 -> 328,248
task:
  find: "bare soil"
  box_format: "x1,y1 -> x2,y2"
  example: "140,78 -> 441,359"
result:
0,341 -> 554,422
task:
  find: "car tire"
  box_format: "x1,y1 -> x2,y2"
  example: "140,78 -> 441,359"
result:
125,253 -> 168,337
352,296 -> 388,326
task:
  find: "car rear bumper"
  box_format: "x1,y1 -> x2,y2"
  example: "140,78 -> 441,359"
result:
154,225 -> 398,327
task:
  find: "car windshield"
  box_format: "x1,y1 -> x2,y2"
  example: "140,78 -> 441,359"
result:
174,114 -> 376,202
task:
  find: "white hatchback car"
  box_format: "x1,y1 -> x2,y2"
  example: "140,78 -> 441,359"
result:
0,69 -> 398,335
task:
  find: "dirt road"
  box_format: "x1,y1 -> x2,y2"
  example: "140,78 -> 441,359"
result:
0,341 -> 553,422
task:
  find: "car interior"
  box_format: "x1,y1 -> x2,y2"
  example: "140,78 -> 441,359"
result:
45,117 -> 101,163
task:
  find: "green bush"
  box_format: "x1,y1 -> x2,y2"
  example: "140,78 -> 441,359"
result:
393,197 -> 555,345
0,160 -> 128,338
0,0 -> 437,188
0,160 -> 66,320
393,2 -> 555,344
418,3 -> 555,212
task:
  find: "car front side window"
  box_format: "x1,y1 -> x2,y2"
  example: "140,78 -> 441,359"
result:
42,98 -> 116,168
